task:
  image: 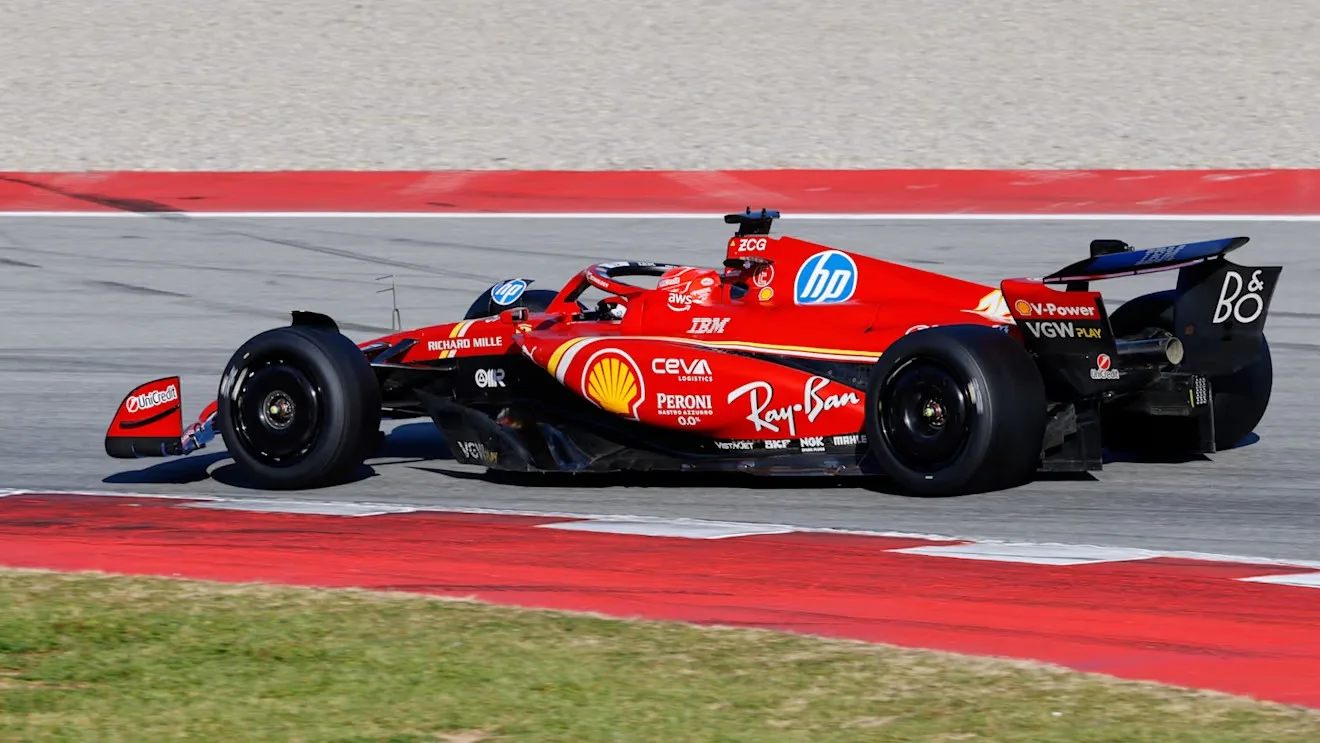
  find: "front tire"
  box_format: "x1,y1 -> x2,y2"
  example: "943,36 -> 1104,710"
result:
864,325 -> 1047,496
216,325 -> 381,489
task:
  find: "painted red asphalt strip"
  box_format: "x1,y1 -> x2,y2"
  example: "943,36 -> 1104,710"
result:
2,169 -> 1320,214
1,494 -> 1317,707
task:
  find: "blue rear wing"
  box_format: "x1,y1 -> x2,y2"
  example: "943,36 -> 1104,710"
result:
1042,237 -> 1250,284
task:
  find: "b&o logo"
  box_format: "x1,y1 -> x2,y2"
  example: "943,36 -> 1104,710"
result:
491,279 -> 528,306
794,250 -> 858,305
1212,270 -> 1267,324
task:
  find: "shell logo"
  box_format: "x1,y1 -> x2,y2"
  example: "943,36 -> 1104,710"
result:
1014,299 -> 1032,316
581,348 -> 645,418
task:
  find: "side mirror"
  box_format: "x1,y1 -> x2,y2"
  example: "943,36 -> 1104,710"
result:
499,307 -> 529,323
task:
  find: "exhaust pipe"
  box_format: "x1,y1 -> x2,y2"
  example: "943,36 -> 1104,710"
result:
1115,336 -> 1184,365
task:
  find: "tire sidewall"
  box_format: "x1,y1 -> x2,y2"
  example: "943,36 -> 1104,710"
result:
864,325 -> 1046,496
217,325 -> 380,488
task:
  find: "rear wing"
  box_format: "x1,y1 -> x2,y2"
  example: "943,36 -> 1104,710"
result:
1041,236 -> 1250,285
1001,235 -> 1282,385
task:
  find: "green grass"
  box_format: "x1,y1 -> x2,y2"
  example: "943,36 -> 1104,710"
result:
1,568 -> 1317,742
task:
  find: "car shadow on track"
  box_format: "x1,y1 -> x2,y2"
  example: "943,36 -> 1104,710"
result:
114,420 -> 1239,497
410,465 -> 1100,499
102,450 -> 233,486
100,421 -> 449,489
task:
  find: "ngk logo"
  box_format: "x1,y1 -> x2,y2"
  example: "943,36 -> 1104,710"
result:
125,384 -> 178,414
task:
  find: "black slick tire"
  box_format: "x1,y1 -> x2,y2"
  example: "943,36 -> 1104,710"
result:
216,325 -> 381,489
863,324 -> 1047,496
1107,290 -> 1272,450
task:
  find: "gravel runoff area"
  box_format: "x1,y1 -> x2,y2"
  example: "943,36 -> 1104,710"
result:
3,0 -> 1319,171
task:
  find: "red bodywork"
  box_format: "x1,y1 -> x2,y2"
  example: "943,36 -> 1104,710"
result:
356,234 -> 1023,443
110,231 -> 1104,451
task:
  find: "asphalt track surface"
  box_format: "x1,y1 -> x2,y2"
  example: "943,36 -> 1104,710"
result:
4,0 -> 1320,170
1,215 -> 1316,561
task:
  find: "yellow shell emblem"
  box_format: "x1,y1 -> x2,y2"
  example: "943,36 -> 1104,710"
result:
583,350 -> 643,417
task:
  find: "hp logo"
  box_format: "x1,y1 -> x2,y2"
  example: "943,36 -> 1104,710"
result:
491,279 -> 528,306
793,250 -> 858,305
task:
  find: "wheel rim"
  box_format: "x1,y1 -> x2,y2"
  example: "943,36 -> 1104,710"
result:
877,357 -> 973,473
231,359 -> 322,467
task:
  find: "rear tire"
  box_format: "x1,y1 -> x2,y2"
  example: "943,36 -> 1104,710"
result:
1107,290 -> 1272,450
217,325 -> 381,489
864,325 -> 1047,496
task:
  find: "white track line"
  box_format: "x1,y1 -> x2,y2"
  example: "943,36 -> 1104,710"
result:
890,542 -> 1165,566
0,211 -> 1319,221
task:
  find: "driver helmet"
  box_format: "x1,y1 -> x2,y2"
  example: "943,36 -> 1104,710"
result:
657,266 -> 721,308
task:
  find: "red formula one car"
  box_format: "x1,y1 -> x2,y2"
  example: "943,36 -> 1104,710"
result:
105,209 -> 1281,496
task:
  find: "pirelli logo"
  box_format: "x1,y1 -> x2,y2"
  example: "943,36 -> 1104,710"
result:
1022,320 -> 1104,340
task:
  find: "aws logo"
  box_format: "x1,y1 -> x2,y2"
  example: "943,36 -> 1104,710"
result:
581,348 -> 645,419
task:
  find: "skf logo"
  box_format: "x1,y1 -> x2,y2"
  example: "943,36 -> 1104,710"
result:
1024,321 -> 1103,340
581,349 -> 645,418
